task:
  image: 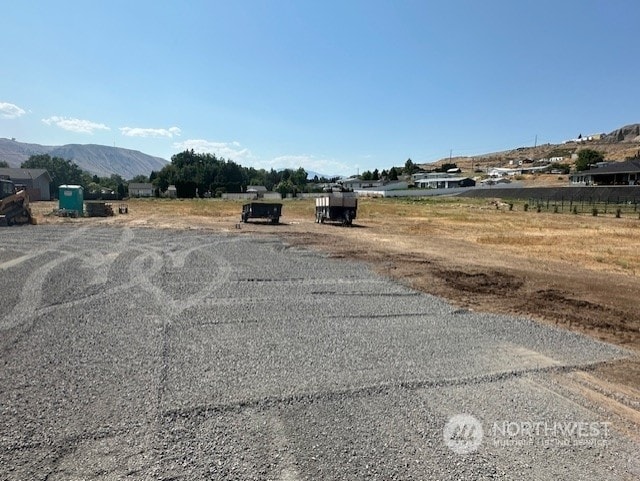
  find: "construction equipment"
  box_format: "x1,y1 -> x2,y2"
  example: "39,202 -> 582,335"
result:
241,202 -> 282,224
315,192 -> 357,226
0,178 -> 34,226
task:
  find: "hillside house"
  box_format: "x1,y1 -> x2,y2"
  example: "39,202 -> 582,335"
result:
570,159 -> 640,185
414,176 -> 476,189
0,168 -> 52,201
339,177 -> 385,190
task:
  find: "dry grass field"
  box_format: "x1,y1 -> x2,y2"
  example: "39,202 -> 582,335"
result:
30,196 -> 640,397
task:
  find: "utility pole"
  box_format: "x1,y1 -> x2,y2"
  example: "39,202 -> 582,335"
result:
534,135 -> 537,148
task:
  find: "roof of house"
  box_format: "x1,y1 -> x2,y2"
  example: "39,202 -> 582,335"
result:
577,159 -> 640,176
415,176 -> 473,183
128,182 -> 154,189
0,168 -> 52,182
341,178 -> 384,185
246,185 -> 267,192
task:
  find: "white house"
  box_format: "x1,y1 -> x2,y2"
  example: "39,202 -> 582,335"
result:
128,182 -> 154,197
414,177 -> 476,189
339,177 -> 385,190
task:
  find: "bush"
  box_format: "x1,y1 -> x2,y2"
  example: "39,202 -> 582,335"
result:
524,203 -> 529,212
592,208 -> 599,216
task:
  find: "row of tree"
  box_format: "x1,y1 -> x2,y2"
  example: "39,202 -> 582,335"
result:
152,150 -> 330,197
9,151 -> 336,198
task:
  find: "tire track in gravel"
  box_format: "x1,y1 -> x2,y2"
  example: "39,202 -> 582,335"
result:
161,360 -> 617,422
0,227 -> 131,343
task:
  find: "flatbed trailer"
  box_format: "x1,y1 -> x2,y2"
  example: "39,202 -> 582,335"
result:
241,202 -> 282,224
315,193 -> 357,226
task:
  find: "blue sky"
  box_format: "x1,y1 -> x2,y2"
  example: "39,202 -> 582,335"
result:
1,0 -> 638,176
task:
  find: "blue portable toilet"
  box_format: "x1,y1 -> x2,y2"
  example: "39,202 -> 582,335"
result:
58,185 -> 84,216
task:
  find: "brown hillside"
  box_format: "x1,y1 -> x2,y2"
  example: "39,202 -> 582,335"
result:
421,124 -> 640,172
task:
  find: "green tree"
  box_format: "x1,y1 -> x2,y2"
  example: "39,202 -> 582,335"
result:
372,168 -> 380,180
275,179 -> 296,196
0,160 -> 9,168
21,154 -> 84,190
290,167 -> 308,188
389,166 -> 399,181
361,170 -> 373,181
404,158 -> 418,175
575,149 -> 604,171
129,174 -> 149,183
436,162 -> 458,173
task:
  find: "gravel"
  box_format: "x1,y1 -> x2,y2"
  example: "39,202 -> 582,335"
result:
0,225 -> 637,480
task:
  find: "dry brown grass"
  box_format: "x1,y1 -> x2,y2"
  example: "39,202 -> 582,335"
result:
31,196 -> 640,276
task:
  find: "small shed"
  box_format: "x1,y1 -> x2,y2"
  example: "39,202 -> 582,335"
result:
58,185 -> 84,216
246,185 -> 268,198
166,185 -> 177,198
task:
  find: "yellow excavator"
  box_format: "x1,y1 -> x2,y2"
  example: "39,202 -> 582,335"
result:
0,178 -> 34,226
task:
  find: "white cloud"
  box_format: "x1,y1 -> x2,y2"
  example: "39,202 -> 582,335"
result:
172,139 -> 351,176
42,116 -> 110,134
120,126 -> 181,138
262,154 -> 352,177
0,102 -> 26,119
172,139 -> 253,163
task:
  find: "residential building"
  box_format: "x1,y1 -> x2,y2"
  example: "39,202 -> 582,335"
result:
128,183 -> 154,197
570,159 -> 640,185
0,168 -> 52,201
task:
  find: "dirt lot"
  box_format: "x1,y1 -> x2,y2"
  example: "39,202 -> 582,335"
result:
31,197 -> 640,422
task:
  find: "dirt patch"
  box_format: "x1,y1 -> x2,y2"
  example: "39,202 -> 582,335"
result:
434,268 -> 523,294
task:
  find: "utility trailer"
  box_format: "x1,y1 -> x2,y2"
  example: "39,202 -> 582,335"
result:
315,193 -> 357,226
241,202 -> 282,224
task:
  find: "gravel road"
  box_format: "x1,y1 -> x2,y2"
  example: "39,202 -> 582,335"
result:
0,226 -> 637,480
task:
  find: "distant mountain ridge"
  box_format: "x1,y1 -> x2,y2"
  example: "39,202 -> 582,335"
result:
0,138 -> 168,179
